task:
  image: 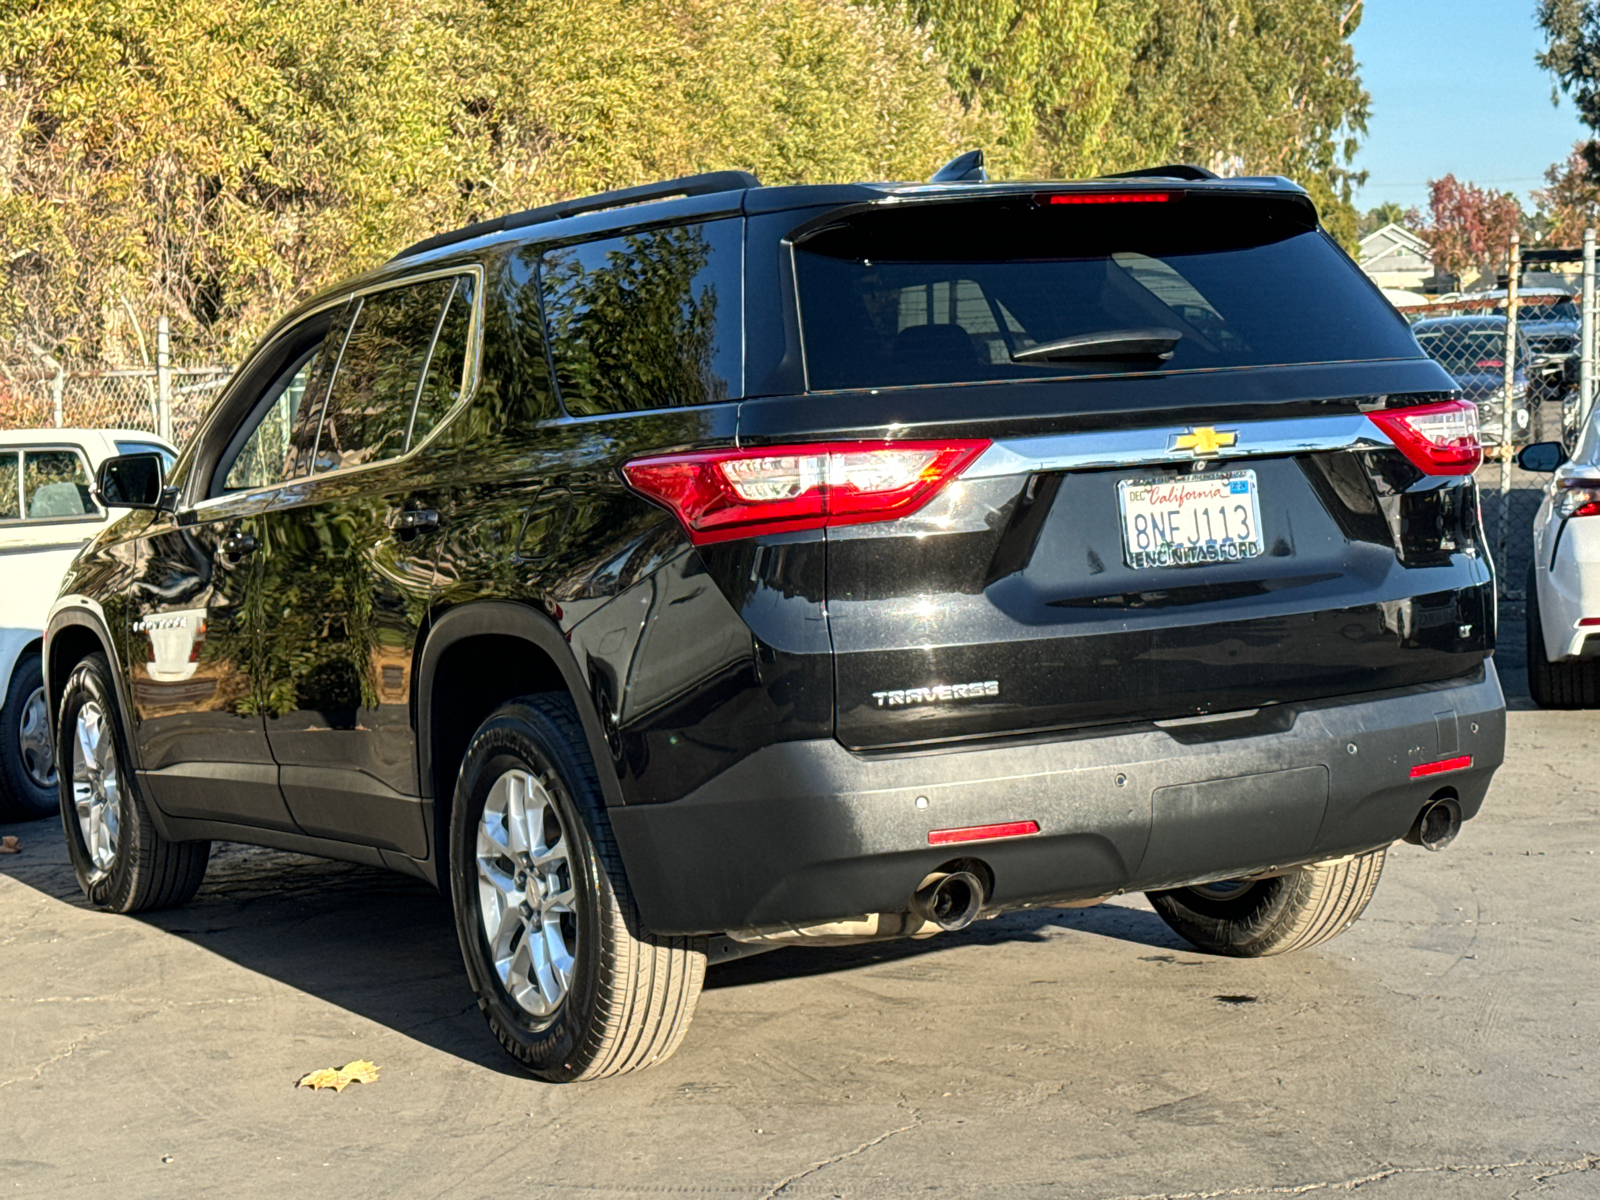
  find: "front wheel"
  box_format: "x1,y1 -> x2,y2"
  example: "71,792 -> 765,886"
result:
57,653 -> 210,912
449,694 -> 705,1082
1146,847 -> 1387,958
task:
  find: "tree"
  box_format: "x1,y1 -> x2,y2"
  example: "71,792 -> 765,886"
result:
0,0 -> 975,367
1359,201 -> 1407,236
1533,143 -> 1600,245
1408,175 -> 1524,281
1538,0 -> 1600,174
1099,0 -> 1370,248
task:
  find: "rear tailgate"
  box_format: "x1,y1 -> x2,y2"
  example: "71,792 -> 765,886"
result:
759,185 -> 1494,750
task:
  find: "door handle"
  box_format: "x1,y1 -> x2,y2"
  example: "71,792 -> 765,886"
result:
221,531 -> 259,560
389,508 -> 440,536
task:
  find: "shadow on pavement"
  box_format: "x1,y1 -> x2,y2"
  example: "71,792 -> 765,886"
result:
0,813 -> 1192,1054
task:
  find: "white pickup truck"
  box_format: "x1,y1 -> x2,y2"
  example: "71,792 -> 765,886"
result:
1,429 -> 177,820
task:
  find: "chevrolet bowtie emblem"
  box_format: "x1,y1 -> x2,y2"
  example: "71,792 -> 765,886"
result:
1173,426 -> 1239,456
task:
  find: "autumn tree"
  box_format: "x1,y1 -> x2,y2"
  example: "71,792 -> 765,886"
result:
1533,143 -> 1600,246
1408,175 -> 1524,282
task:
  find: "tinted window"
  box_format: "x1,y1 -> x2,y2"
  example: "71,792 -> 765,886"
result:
313,278 -> 454,472
24,449 -> 98,519
409,275 -> 476,445
541,220 -> 741,416
224,338 -> 332,493
795,194 -> 1421,390
0,452 -> 18,520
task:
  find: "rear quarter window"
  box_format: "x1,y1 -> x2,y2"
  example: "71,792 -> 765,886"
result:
794,193 -> 1421,391
541,219 -> 742,416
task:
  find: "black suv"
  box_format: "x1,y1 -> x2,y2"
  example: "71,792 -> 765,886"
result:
46,161 -> 1506,1081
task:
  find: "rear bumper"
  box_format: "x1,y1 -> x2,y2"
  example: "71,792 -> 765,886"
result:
611,668 -> 1506,935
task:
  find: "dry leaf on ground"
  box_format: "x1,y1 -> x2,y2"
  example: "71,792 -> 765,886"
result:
295,1060 -> 380,1093
0,836 -> 20,854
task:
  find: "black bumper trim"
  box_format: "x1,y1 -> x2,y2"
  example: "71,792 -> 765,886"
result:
610,669 -> 1506,934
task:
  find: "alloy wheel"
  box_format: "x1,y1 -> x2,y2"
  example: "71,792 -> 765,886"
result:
71,700 -> 121,872
18,685 -> 57,790
475,767 -> 578,1020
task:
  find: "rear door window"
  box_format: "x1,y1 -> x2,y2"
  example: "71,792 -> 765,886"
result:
408,275 -> 476,446
312,277 -> 456,472
23,449 -> 99,520
794,193 -> 1421,390
541,219 -> 742,415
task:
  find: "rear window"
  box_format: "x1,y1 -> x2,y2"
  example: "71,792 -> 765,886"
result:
794,193 -> 1421,390
1413,328 -> 1509,376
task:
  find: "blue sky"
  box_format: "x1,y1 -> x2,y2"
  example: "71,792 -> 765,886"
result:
1351,0 -> 1588,215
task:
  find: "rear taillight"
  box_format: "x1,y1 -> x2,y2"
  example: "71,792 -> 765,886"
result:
1558,481 -> 1600,518
1369,400 -> 1482,475
622,440 -> 990,546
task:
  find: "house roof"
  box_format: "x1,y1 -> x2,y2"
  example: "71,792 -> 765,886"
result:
1359,222 -> 1430,263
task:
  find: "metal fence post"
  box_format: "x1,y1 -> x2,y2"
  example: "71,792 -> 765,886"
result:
1498,234 -> 1520,596
156,315 -> 173,443
1586,228 -> 1598,431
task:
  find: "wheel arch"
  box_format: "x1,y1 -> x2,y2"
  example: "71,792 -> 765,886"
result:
44,603 -> 140,770
0,629 -> 44,701
416,600 -> 624,865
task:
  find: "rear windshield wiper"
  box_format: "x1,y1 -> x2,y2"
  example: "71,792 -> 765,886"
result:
1011,327 -> 1182,364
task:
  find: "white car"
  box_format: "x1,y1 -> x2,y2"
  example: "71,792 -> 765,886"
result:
1,429 -> 177,819
1520,430 -> 1600,706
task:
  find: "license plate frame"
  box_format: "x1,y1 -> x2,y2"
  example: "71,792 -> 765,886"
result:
1116,469 -> 1266,570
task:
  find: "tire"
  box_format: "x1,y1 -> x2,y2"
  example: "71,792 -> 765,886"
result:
57,653 -> 210,912
449,693 -> 705,1082
1146,847 -> 1387,958
1526,566 -> 1600,708
0,650 -> 59,821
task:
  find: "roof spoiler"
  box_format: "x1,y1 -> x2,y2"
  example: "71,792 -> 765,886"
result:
390,169 -> 761,262
1097,164 -> 1219,182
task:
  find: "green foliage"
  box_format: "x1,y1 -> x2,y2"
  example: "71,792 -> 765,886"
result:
1359,202 -> 1408,236
2,0 -> 1371,365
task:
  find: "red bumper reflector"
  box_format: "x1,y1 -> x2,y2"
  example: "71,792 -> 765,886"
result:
928,820 -> 1039,846
1410,755 -> 1472,779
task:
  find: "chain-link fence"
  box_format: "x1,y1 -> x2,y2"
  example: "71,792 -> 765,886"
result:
1399,233 -> 1600,609
0,365 -> 229,447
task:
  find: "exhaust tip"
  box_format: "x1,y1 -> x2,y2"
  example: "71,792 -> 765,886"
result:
1405,796 -> 1462,852
911,870 -> 984,931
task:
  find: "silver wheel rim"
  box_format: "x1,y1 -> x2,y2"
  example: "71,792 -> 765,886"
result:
72,700 -> 121,872
476,768 -> 577,1019
1189,879 -> 1253,901
18,685 -> 57,790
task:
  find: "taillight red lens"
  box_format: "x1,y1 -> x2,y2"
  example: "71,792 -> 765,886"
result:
1038,191 -> 1172,205
623,440 -> 990,546
1369,400 -> 1482,475
1559,483 -> 1600,518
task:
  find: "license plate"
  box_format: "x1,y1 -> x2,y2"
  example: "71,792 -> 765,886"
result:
1117,470 -> 1265,569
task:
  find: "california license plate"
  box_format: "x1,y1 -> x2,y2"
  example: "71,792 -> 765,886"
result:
1117,470 -> 1265,569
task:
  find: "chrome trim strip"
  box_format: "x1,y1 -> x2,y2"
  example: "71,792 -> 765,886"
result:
962,414 -> 1393,479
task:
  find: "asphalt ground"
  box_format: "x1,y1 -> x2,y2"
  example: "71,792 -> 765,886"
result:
2,627 -> 1596,1199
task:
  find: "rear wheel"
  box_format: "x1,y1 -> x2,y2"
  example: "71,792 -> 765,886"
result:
1146,848 -> 1387,957
0,651 -> 58,821
449,694 -> 705,1081
1527,566 -> 1600,707
57,653 -> 210,912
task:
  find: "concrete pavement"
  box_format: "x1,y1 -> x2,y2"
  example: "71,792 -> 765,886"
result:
2,641 -> 1596,1198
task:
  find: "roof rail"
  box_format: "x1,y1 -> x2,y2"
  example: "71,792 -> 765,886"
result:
390,169 -> 762,262
1096,164 -> 1219,182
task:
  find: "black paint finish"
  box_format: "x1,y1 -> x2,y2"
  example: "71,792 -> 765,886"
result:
44,174 -> 1507,938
